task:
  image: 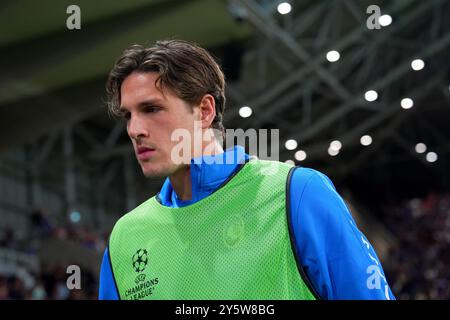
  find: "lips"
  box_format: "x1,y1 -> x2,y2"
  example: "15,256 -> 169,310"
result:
137,147 -> 155,154
136,146 -> 156,160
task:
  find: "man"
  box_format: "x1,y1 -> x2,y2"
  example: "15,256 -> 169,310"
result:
99,39 -> 395,300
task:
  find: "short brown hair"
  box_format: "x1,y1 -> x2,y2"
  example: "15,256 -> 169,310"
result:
106,39 -> 226,138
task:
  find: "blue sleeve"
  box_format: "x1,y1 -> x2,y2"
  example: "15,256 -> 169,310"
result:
289,167 -> 396,300
98,247 -> 119,300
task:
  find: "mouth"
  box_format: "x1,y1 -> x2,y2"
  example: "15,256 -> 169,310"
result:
136,146 -> 156,161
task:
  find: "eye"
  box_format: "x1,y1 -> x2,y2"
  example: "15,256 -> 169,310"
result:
143,106 -> 161,113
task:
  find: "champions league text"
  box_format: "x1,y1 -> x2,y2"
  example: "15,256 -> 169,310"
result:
124,277 -> 159,300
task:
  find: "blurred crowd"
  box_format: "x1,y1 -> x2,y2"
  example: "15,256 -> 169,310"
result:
29,209 -> 109,254
0,264 -> 97,300
1,209 -> 108,254
0,209 -> 108,300
381,192 -> 450,299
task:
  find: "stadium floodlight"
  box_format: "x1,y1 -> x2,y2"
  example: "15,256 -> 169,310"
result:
411,59 -> 425,71
326,50 -> 340,62
330,140 -> 342,151
360,135 -> 373,146
415,143 -> 427,154
328,147 -> 339,157
285,139 -> 298,150
285,159 -> 295,165
401,98 -> 414,109
295,150 -> 307,161
379,14 -> 392,26
426,152 -> 438,163
239,106 -> 252,118
277,2 -> 292,15
364,90 -> 378,102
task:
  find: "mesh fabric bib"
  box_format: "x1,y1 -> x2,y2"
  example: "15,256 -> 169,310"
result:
108,159 -> 316,300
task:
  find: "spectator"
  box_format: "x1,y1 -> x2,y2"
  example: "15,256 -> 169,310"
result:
29,209 -> 54,239
0,228 -> 18,250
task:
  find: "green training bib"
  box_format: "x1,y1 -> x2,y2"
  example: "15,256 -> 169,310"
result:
108,159 -> 316,300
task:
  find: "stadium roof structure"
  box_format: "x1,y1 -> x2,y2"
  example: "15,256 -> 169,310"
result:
0,0 -> 449,208
225,0 -> 450,204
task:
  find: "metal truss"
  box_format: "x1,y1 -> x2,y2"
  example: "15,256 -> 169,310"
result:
226,0 -> 450,172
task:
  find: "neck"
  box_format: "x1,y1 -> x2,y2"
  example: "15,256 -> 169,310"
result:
169,140 -> 224,201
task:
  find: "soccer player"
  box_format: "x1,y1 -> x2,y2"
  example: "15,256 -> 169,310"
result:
99,40 -> 395,300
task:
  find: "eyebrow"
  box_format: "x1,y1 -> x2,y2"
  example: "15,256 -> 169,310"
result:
119,98 -> 165,112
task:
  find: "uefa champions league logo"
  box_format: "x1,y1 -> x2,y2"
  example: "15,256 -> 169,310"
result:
126,249 -> 160,299
132,249 -> 149,273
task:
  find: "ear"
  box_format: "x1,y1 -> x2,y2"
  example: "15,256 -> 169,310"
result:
198,94 -> 216,129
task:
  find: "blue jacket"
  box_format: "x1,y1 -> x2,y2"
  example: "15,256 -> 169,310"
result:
99,146 -> 395,300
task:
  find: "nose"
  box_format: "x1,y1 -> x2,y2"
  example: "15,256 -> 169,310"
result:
127,114 -> 148,141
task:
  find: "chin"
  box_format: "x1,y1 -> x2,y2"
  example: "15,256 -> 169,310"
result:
140,163 -> 173,178
142,168 -> 167,178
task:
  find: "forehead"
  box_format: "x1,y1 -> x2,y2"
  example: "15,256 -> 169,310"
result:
121,72 -> 161,97
120,71 -> 175,108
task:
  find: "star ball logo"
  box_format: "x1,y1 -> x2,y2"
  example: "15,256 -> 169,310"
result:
132,249 -> 148,273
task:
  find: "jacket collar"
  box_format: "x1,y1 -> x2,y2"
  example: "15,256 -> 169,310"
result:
157,145 -> 249,207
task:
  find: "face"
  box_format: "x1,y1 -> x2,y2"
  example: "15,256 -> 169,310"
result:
120,71 -> 201,178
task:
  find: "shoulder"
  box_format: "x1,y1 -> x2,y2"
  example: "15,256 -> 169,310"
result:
289,167 -> 340,201
289,167 -> 352,234
291,167 -> 335,188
